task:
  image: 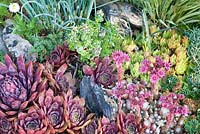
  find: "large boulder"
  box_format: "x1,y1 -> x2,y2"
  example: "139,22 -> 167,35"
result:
97,1 -> 142,35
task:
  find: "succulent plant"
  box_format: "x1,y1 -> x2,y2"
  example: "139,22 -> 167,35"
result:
0,111 -> 14,134
161,75 -> 178,92
64,89 -> 93,133
15,105 -> 48,134
48,42 -> 77,68
98,117 -> 118,134
83,57 -> 116,88
0,55 -> 43,116
82,120 -> 98,134
43,63 -> 76,93
117,110 -> 140,134
38,88 -> 67,133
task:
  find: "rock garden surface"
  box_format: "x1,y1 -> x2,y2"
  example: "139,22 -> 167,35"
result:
0,0 -> 200,134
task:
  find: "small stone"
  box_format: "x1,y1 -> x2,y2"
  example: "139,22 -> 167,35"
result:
145,129 -> 151,133
157,116 -> 161,119
144,120 -> 151,128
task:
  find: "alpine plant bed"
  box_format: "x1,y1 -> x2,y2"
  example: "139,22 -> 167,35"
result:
0,43 -> 191,134
0,1 -> 200,134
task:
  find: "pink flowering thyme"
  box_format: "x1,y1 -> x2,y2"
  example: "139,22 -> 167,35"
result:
139,56 -> 171,84
159,93 -> 189,129
118,81 -> 189,133
112,50 -> 130,88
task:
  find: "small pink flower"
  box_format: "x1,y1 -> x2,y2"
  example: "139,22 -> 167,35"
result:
177,94 -> 185,100
181,106 -> 189,115
142,59 -> 150,66
150,73 -> 160,84
164,62 -> 171,70
157,69 -> 165,78
139,65 -> 149,73
112,50 -> 130,64
155,56 -> 163,66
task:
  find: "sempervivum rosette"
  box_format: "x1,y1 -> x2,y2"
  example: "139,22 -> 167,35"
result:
38,88 -> 67,133
82,120 -> 98,134
117,110 -> 140,134
0,111 -> 14,134
49,42 -> 77,68
0,55 -> 43,116
83,57 -> 116,88
97,116 -> 118,134
64,89 -> 94,134
15,105 -> 48,134
43,63 -> 76,93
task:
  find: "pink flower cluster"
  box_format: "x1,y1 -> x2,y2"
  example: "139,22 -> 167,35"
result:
112,50 -> 130,88
125,83 -> 153,109
112,50 -> 130,65
139,56 -> 171,84
159,93 -> 189,116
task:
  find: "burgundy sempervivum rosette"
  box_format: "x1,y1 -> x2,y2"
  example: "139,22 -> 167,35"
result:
0,55 -> 43,116
82,120 -> 98,134
0,111 -> 14,134
43,63 -> 76,93
64,89 -> 93,133
15,105 -> 48,134
117,110 -> 140,134
49,42 -> 77,68
98,116 -> 118,134
38,88 -> 67,133
83,57 -> 116,88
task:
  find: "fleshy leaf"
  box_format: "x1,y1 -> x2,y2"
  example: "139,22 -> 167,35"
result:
17,56 -> 26,76
80,76 -> 113,119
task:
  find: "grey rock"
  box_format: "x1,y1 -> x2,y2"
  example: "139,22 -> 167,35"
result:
0,27 -> 8,54
2,19 -> 37,62
80,76 -> 114,120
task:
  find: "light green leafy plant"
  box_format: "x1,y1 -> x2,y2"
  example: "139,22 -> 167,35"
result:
66,16 -> 123,64
151,28 -> 189,75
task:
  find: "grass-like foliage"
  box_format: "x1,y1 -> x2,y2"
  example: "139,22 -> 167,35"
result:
136,0 -> 200,28
19,0 -> 96,32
